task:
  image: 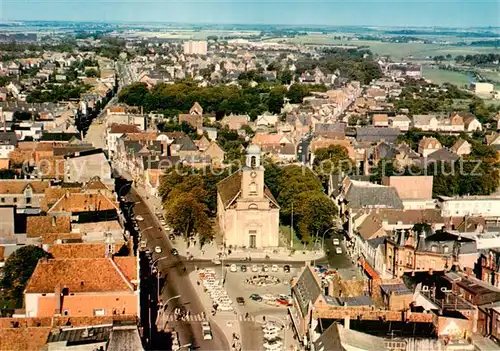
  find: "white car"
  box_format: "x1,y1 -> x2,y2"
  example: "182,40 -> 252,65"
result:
271,264 -> 279,272
251,265 -> 259,272
155,246 -> 162,253
336,247 -> 342,254
230,264 -> 237,272
202,321 -> 213,340
136,215 -> 144,221
333,238 -> 340,245
212,258 -> 221,265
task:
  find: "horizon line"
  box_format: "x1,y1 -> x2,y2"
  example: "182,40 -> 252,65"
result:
2,19 -> 500,30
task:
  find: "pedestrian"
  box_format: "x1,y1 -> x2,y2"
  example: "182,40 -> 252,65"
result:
245,312 -> 249,319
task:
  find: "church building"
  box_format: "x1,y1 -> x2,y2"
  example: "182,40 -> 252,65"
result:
216,145 -> 280,248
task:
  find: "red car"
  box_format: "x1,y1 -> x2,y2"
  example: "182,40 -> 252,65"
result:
276,298 -> 291,306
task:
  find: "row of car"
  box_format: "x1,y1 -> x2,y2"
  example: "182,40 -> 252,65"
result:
228,264 -> 291,273
262,322 -> 284,351
248,293 -> 292,306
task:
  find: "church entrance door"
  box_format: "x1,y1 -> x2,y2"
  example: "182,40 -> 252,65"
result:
249,233 -> 257,248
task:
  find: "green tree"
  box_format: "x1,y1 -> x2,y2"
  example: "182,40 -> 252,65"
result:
267,86 -> 286,114
118,82 -> 149,107
294,191 -> 337,243
264,161 -> 284,198
277,165 -> 323,220
1,246 -> 51,304
85,68 -> 99,78
312,145 -> 353,184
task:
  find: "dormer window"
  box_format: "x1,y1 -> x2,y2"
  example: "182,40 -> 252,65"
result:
443,246 -> 449,253
431,245 -> 438,253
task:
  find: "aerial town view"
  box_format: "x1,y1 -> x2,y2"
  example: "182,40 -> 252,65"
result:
0,1 -> 499,351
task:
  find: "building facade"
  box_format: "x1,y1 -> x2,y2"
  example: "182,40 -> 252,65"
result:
216,145 -> 280,248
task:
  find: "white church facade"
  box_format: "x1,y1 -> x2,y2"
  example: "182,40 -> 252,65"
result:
216,145 -> 280,248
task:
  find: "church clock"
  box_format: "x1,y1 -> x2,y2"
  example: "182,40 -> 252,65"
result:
250,171 -> 257,178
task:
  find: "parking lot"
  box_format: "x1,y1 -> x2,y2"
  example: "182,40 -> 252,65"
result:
223,263 -> 300,317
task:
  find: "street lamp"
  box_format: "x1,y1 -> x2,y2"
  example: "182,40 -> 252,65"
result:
321,227 -> 336,252
164,295 -> 181,308
151,256 -> 169,301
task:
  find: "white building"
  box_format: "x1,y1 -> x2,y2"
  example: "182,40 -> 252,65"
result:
216,145 -> 280,249
183,40 -> 208,56
64,151 -> 114,187
439,195 -> 500,218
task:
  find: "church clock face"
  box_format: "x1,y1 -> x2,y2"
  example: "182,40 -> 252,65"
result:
250,171 -> 257,178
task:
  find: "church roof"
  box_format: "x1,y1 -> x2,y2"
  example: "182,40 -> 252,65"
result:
216,169 -> 279,209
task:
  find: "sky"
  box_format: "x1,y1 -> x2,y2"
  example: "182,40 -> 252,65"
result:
1,0 -> 499,27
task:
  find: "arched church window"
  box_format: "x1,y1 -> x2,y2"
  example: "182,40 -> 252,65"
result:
249,182 -> 257,194
248,203 -> 258,210
251,156 -> 257,168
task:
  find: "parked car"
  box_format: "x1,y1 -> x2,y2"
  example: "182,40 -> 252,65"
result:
336,247 -> 342,254
251,265 -> 259,272
240,265 -> 247,272
136,215 -> 144,221
271,264 -> 279,272
262,265 -> 269,272
171,248 -> 179,256
202,321 -> 212,340
283,264 -> 291,273
212,258 -> 221,265
236,297 -> 245,305
249,294 -> 263,302
333,238 -> 340,245
155,246 -> 162,253
169,234 -> 175,241
230,264 -> 238,272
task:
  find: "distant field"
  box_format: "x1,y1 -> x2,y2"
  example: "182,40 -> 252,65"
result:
422,66 -> 471,86
270,35 -> 498,59
128,30 -> 260,40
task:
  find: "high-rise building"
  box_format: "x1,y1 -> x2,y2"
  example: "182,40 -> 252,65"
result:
183,40 -> 208,55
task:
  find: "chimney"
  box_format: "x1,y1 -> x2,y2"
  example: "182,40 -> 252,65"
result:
344,315 -> 350,330
54,285 -> 62,315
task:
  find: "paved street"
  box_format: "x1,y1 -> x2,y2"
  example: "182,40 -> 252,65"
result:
123,184 -> 230,351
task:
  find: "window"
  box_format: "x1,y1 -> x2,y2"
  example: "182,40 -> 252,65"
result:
26,197 -> 31,204
249,230 -> 257,249
93,308 -> 105,316
63,310 -> 69,316
443,246 -> 449,253
0,198 -> 4,203
430,260 -> 435,269
13,197 -> 17,203
431,245 -> 438,253
248,203 -> 258,210
249,182 -> 257,194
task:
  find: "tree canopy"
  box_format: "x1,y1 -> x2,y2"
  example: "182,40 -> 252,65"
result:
312,145 -> 353,185
1,246 -> 51,305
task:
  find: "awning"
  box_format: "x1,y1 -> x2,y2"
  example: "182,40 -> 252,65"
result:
360,257 -> 380,280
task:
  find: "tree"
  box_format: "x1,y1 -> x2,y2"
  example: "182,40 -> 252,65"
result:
294,191 -> 337,243
279,70 -> 293,85
277,165 -> 323,220
1,246 -> 51,304
0,169 -> 19,179
267,86 -> 286,114
118,82 -> 149,107
85,68 -> 99,78
312,145 -> 353,184
264,161 -> 284,198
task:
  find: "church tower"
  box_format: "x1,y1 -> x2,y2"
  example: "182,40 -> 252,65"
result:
241,144 -> 265,199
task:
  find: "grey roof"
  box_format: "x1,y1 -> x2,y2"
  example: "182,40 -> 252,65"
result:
292,267 -> 321,317
374,141 -> 397,159
174,135 -> 198,151
47,325 -> 112,345
324,295 -> 375,307
142,156 -> 181,170
380,283 -> 413,296
107,326 -> 144,351
413,114 -> 437,125
425,148 -> 460,162
459,241 -> 478,255
367,236 -> 386,249
0,132 -> 17,146
356,126 -> 401,143
314,323 -> 388,351
312,323 -> 343,351
314,122 -> 346,134
344,183 -> 404,210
